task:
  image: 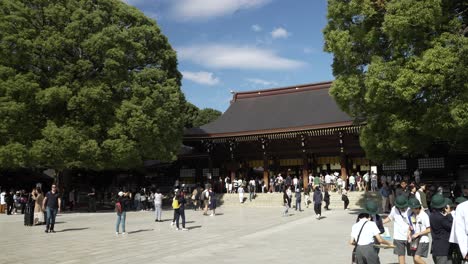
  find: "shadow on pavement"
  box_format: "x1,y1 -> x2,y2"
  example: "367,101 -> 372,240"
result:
57,227 -> 90,232
188,225 -> 202,230
127,229 -> 154,234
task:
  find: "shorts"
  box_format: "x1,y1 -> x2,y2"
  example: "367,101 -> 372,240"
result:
393,240 -> 408,256
409,243 -> 429,258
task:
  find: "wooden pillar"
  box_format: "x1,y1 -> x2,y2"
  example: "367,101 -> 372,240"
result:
302,155 -> 309,188
340,153 -> 348,180
339,132 -> 348,180
263,157 -> 269,189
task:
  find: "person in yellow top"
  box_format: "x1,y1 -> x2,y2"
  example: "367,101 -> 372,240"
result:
172,190 -> 188,231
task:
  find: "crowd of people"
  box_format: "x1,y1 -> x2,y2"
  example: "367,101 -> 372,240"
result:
351,182 -> 468,264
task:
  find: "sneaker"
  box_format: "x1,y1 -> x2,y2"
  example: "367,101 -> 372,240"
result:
115,232 -> 119,236
122,232 -> 127,235
175,228 -> 181,231
170,222 -> 174,226
210,213 -> 214,216
181,228 -> 189,231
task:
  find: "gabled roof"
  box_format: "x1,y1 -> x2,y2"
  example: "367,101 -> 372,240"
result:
185,81 -> 354,138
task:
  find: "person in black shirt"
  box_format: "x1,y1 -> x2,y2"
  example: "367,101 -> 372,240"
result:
429,194 -> 452,264
87,187 -> 96,212
42,185 -> 61,233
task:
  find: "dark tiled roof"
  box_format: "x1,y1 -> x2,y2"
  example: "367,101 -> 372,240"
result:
185,81 -> 354,138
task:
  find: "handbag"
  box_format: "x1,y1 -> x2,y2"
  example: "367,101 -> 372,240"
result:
352,221 -> 368,264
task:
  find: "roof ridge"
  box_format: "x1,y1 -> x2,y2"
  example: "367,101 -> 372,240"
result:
233,81 -> 333,101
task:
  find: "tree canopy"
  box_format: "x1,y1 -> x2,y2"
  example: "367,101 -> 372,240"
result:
324,0 -> 468,161
0,0 -> 185,171
183,102 -> 221,128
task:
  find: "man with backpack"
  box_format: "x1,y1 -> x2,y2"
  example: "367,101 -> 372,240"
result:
172,190 -> 188,231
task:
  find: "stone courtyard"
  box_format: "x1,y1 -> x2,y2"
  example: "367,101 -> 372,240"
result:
0,205 -> 437,264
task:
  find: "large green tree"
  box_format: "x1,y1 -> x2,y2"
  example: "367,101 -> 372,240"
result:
0,0 -> 185,175
182,102 -> 221,128
324,0 -> 468,161
192,108 -> 222,128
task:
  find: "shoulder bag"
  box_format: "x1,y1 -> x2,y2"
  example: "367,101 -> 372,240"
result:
352,221 -> 368,264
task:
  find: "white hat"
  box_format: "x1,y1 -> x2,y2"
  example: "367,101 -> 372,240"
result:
118,191 -> 124,197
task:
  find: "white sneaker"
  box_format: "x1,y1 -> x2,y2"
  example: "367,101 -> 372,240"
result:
210,213 -> 214,216
175,228 -> 181,231
170,222 -> 174,226
122,232 -> 127,235
181,228 -> 189,231
115,232 -> 119,236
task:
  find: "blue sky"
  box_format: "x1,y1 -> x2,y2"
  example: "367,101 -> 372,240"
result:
125,0 -> 334,112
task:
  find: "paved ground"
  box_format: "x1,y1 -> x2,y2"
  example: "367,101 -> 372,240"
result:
0,206 -> 434,264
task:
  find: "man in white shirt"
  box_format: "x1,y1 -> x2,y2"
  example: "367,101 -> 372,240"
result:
0,189 -> 6,214
350,210 -> 393,263
363,172 -> 370,191
292,176 -> 298,189
349,174 -> 356,192
450,200 -> 468,262
383,195 -> 411,264
407,198 -> 431,264
325,173 -> 332,189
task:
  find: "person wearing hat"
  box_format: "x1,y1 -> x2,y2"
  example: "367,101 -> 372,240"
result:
115,191 -> 130,235
407,197 -> 431,264
429,194 -> 453,264
383,195 -> 411,264
350,211 -> 393,264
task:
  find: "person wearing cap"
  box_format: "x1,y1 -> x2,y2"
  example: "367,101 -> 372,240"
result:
407,197 -> 431,264
452,197 -> 468,218
350,211 -> 393,264
429,194 -> 453,264
383,195 -> 411,264
115,191 -> 130,235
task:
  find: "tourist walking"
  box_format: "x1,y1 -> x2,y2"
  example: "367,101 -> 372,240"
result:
416,183 -> 428,214
201,188 -> 209,214
324,187 -> 330,210
115,191 -> 130,235
350,212 -> 393,264
87,187 -> 96,212
395,181 -> 409,198
238,185 -> 244,203
407,197 -> 431,264
380,183 -> 390,213
383,195 -> 411,264
349,174 -> 356,192
295,188 -> 302,212
371,173 -> 378,192
208,187 -> 216,216
283,188 -> 291,217
313,186 -> 322,219
342,188 -> 350,210
0,189 -> 5,214
249,179 -> 255,202
31,187 -> 44,225
42,184 -> 61,233
172,190 -> 188,231
191,187 -> 199,210
450,197 -> 468,264
429,194 -> 452,264
5,190 -> 13,215
304,186 -> 311,208
68,189 -> 75,211
154,189 -> 163,222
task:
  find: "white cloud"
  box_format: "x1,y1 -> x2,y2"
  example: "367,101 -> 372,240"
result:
271,27 -> 289,39
182,71 -> 220,86
177,44 -> 305,70
303,47 -> 315,54
246,78 -> 278,87
251,24 -> 262,32
169,0 -> 270,20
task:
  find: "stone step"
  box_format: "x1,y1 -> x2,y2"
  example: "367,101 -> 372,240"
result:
214,191 -> 383,209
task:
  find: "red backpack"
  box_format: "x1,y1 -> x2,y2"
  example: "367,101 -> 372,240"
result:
115,201 -> 122,213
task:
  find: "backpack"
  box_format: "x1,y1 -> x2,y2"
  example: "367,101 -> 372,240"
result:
172,197 -> 180,209
115,201 -> 122,214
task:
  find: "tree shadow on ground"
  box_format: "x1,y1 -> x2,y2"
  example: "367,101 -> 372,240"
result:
127,229 -> 154,234
57,227 -> 90,232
